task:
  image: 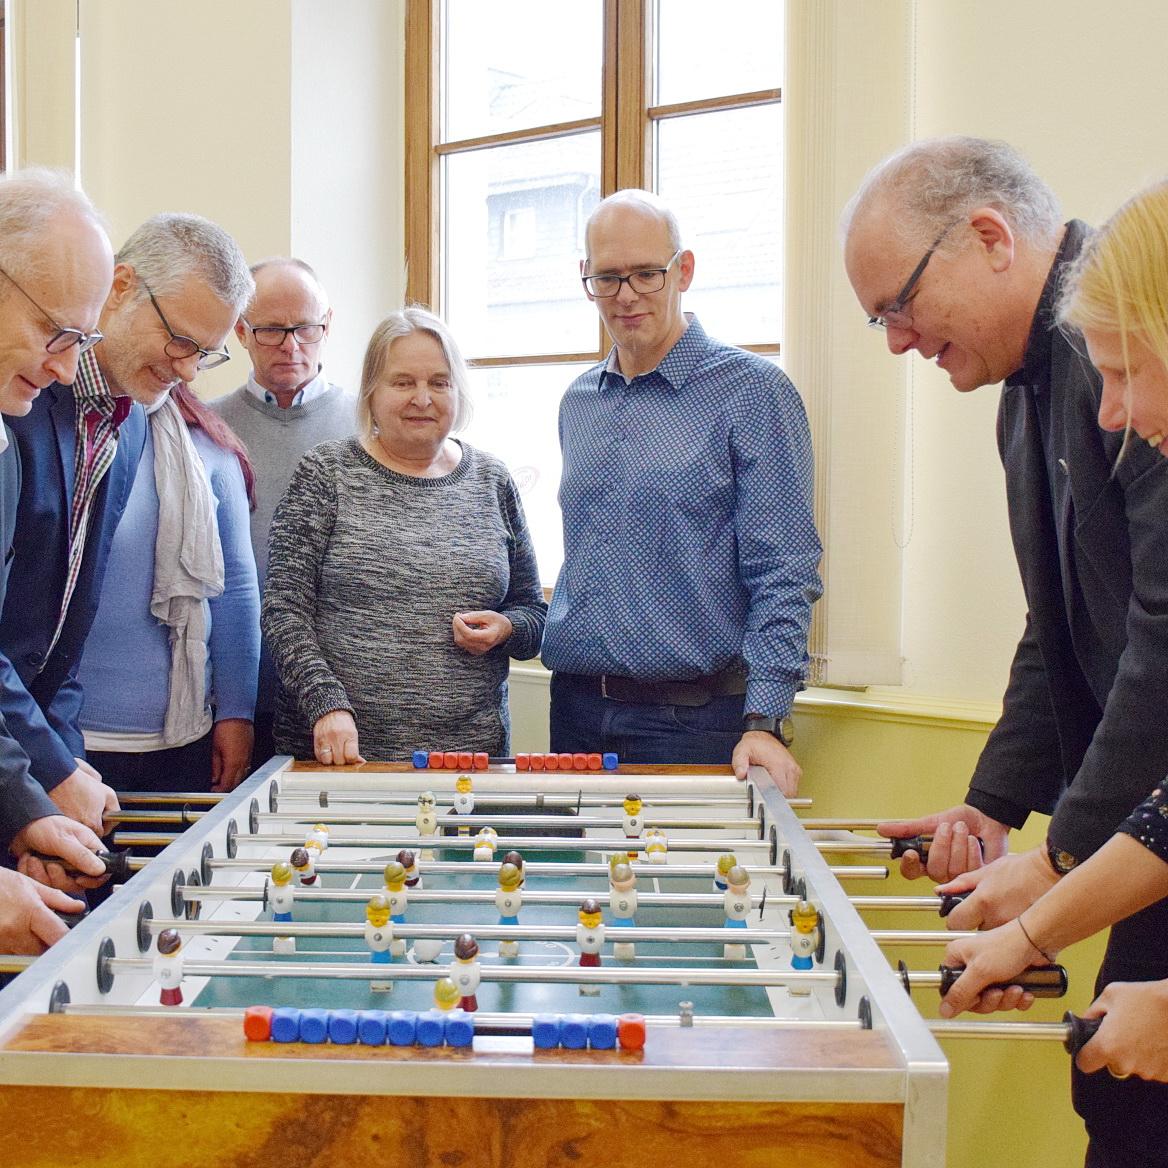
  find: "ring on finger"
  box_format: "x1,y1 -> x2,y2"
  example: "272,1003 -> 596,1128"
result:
1108,1066 -> 1132,1081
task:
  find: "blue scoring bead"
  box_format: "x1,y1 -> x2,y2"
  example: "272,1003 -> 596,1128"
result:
561,1013 -> 589,1049
588,1013 -> 617,1050
412,750 -> 429,769
416,1010 -> 446,1047
357,1010 -> 389,1046
532,1014 -> 562,1049
444,1009 -> 475,1048
328,1009 -> 359,1045
270,1007 -> 301,1043
299,1008 -> 330,1044
602,753 -> 619,771
387,1010 -> 418,1047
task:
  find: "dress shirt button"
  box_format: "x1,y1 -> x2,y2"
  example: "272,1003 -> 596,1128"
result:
25,651 -> 44,667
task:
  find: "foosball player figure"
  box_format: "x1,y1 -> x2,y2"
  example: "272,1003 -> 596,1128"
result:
713,852 -> 738,894
397,848 -> 422,889
416,790 -> 438,859
453,775 -> 475,832
474,825 -> 499,862
502,850 -> 525,884
269,861 -> 296,954
496,862 -> 523,958
608,860 -> 638,961
577,897 -> 605,996
433,976 -> 461,1012
622,793 -> 644,860
290,846 -> 317,887
382,861 -> 409,957
365,893 -> 395,991
644,828 -> 668,863
154,928 -> 184,1006
722,865 -> 752,961
306,822 -> 330,854
788,899 -> 820,996
450,933 -> 482,1012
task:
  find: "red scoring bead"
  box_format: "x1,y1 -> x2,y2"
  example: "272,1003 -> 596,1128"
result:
473,752 -> 489,770
457,751 -> 473,769
617,1013 -> 646,1051
558,753 -> 574,770
243,1005 -> 274,1042
543,753 -> 559,772
443,751 -> 459,768
572,753 -> 589,771
586,752 -> 602,770
529,754 -> 545,772
515,753 -> 530,771
428,753 -> 444,769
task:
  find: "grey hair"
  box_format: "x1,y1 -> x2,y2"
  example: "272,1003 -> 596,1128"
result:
116,212 -> 254,314
357,305 -> 473,439
0,167 -> 109,282
247,256 -> 330,311
841,136 -> 1062,253
585,188 -> 683,262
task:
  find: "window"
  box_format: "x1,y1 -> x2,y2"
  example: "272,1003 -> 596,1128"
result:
407,0 -> 784,584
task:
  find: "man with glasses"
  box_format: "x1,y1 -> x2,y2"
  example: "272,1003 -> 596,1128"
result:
542,189 -> 822,792
211,258 -> 354,765
843,137 -> 1168,1164
1,213 -> 252,857
0,168 -> 122,949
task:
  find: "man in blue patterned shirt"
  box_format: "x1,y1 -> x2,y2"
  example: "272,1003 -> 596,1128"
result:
541,190 -> 822,793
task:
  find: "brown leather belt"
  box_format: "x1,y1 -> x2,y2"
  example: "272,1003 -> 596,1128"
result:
562,668 -> 747,708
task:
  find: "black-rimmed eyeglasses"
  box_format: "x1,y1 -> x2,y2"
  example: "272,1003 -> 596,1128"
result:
867,222 -> 960,331
582,250 -> 683,298
143,282 -> 231,370
241,320 -> 327,347
0,264 -> 104,354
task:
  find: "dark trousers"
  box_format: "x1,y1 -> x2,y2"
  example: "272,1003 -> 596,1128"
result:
251,710 -> 277,772
89,730 -> 215,794
549,673 -> 744,765
1074,896 -> 1168,1167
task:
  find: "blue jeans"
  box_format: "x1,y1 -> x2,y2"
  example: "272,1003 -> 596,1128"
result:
549,673 -> 743,765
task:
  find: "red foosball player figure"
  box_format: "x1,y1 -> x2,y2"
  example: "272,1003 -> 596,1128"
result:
290,846 -> 317,887
154,928 -> 184,1006
450,933 -> 482,1012
398,849 -> 422,890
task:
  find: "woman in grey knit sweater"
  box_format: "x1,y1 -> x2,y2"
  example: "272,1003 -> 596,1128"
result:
261,307 -> 547,765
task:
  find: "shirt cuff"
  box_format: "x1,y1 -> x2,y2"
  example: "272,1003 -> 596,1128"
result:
965,787 -> 1031,832
743,677 -> 798,720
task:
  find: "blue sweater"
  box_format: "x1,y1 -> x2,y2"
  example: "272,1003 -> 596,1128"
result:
78,426 -> 260,736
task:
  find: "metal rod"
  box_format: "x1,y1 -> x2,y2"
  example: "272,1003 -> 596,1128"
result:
113,792 -> 223,806
218,833 -> 773,852
261,811 -> 763,831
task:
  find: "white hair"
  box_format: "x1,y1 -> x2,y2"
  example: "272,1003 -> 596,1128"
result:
841,136 -> 1062,253
117,212 -> 254,313
0,167 -> 109,282
585,189 -> 683,260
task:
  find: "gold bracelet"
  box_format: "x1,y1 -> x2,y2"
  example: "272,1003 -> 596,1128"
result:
1016,915 -> 1056,964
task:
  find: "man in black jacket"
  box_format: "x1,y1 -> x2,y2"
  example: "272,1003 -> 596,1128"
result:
843,135 -> 1168,1166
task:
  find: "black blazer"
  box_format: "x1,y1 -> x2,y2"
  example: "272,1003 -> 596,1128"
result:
0,384 -> 146,788
967,220 -> 1168,860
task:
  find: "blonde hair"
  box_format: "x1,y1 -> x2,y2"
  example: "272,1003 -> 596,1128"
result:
1059,179 -> 1168,384
356,306 -> 473,441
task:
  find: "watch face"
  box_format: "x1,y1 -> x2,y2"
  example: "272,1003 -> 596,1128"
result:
1049,845 -> 1077,874
778,716 -> 795,746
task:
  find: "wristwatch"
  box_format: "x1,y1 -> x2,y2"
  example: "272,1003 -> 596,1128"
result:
1045,839 -> 1079,876
743,713 -> 794,747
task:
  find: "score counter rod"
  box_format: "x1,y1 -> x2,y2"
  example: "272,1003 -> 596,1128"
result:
261,811 -> 765,830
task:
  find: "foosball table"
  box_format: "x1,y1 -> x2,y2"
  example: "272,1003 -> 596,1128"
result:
0,758 -> 1076,1167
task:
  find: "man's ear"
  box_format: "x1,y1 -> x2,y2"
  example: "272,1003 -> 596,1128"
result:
967,207 -> 1016,273
676,249 -> 696,293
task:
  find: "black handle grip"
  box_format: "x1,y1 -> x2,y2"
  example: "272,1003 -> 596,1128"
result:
29,848 -> 130,882
1062,1011 -> 1103,1056
889,835 -> 931,860
939,963 -> 1068,998
938,892 -> 968,918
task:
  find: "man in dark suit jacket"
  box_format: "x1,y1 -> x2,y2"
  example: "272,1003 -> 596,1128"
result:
0,211 -> 252,898
0,168 -> 118,949
843,136 -> 1168,1166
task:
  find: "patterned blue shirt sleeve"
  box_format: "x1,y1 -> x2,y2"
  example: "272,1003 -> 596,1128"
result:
1118,783 -> 1168,865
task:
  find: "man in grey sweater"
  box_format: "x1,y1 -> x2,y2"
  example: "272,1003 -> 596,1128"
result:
210,258 -> 356,765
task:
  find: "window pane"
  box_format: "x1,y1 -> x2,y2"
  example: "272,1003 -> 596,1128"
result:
655,105 -> 782,345
443,0 -> 602,142
462,363 -> 593,586
654,0 -> 783,106
443,131 -> 601,359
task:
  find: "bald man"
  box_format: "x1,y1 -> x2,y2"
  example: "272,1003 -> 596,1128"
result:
211,259 -> 355,763
542,190 -> 822,793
